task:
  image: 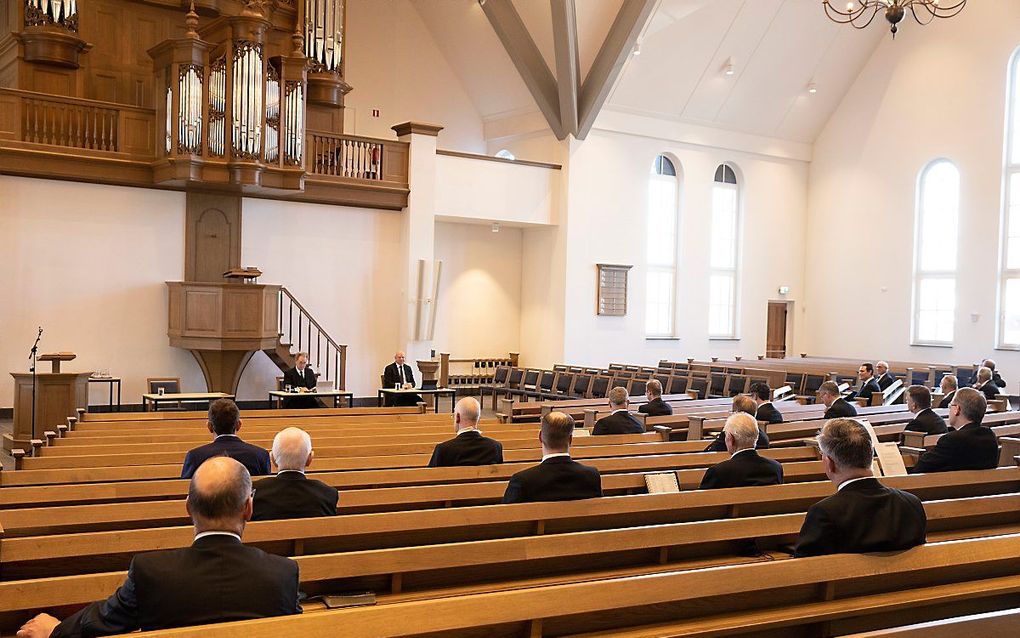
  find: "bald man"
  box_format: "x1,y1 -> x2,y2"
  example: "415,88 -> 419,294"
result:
382,351 -> 421,407
252,428 -> 339,521
875,361 -> 895,391
428,397 -> 503,467
699,413 -> 783,490
18,457 -> 300,638
973,366 -> 1000,401
703,394 -> 770,452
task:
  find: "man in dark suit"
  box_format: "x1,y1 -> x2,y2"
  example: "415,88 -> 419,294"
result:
938,375 -> 958,409
252,427 -> 338,521
819,381 -> 857,418
699,413 -> 783,490
903,385 -> 947,436
973,367 -> 1000,401
282,352 -> 318,409
382,351 -> 422,407
17,457 -> 300,638
593,386 -> 643,435
181,399 -> 271,479
875,361 -> 895,390
910,388 -> 999,474
638,379 -> 673,417
794,419 -> 927,557
428,397 -> 503,467
750,382 -> 782,424
502,411 -> 602,503
847,362 -> 881,403
981,358 -> 1006,388
704,395 -> 769,451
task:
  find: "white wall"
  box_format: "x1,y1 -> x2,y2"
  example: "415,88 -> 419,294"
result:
0,176 -> 202,408
431,221 -> 522,357
803,2 -> 1020,371
434,154 -> 560,226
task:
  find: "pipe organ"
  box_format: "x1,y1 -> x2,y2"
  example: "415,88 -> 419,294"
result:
304,0 -> 343,73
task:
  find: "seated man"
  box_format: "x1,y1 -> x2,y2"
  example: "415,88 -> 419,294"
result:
428,397 -> 503,467
502,411 -> 602,503
382,351 -> 422,407
17,457 -> 300,638
699,413 -> 783,490
181,399 -> 270,479
638,379 -> 673,417
875,361 -> 895,390
819,381 -> 857,418
909,388 -> 999,474
938,374 -> 958,409
903,385 -> 948,435
847,362 -> 881,403
592,386 -> 643,435
982,358 -> 1006,388
794,419 -> 927,557
252,427 -> 339,521
705,395 -> 769,452
282,351 -> 318,409
973,366 -> 1000,401
750,382 -> 783,424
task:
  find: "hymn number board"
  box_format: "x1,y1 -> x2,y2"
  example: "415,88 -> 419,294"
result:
596,264 -> 632,316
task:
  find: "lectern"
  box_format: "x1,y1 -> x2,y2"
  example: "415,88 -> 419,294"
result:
5,352 -> 90,453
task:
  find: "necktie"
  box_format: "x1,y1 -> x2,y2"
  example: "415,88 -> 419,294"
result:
399,365 -> 405,385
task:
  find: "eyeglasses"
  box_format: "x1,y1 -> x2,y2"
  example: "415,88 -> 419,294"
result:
250,488 -> 256,498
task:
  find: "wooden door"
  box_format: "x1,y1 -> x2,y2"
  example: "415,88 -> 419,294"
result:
766,302 -> 788,358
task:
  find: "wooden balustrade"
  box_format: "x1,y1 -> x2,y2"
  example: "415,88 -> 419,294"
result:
309,131 -> 384,179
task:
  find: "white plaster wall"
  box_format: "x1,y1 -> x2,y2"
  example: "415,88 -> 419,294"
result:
344,0 -> 486,152
431,221 -> 522,357
434,154 -> 559,226
238,199 -> 403,400
803,2 -> 1020,371
0,176 -> 202,408
560,130 -> 809,368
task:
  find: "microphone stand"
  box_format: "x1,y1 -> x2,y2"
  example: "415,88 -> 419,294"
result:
29,327 -> 42,440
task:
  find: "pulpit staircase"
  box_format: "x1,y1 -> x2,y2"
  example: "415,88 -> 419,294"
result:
266,287 -> 347,391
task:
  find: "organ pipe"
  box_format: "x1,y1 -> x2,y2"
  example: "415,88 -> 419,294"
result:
231,41 -> 263,159
304,0 -> 343,73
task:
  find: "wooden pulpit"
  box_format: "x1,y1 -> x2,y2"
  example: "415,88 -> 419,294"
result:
5,352 -> 90,453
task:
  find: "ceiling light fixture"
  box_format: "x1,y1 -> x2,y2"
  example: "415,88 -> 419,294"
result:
822,1 -> 967,38
807,81 -> 818,94
491,223 -> 500,233
632,41 -> 641,56
723,58 -> 735,76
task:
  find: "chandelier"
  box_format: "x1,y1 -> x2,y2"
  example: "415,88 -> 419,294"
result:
822,1 -> 967,37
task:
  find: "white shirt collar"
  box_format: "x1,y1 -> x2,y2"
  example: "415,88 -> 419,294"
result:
837,476 -> 874,492
194,531 -> 241,543
610,408 -> 630,415
542,452 -> 571,461
276,469 -> 305,476
214,434 -> 239,440
457,428 -> 480,436
729,447 -> 756,459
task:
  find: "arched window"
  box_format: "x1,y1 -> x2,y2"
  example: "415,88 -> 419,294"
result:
709,163 -> 741,338
1000,49 -> 1020,347
646,154 -> 680,337
913,160 -> 960,345
494,149 -> 515,160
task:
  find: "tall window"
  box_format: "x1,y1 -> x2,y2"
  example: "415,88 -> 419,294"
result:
709,164 -> 740,338
646,154 -> 680,337
1000,49 -> 1020,347
913,160 -> 960,345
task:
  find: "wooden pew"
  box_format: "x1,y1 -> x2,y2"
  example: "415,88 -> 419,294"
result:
839,608 -> 1020,638
902,423 -> 1020,467
76,405 -> 427,423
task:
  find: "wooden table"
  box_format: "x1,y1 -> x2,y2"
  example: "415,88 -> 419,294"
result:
142,392 -> 233,412
88,376 -> 121,412
379,387 -> 456,413
268,390 -> 353,409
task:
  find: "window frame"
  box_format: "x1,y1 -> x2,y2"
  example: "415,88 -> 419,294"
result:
645,154 -> 682,339
911,158 -> 960,347
708,163 -> 742,340
998,48 -> 1020,350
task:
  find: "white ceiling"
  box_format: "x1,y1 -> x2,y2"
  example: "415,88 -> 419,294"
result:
414,0 -> 887,144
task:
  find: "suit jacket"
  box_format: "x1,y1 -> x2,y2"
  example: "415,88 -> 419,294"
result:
502,455 -> 602,503
252,471 -> 339,521
903,408 -> 948,435
282,366 -> 316,390
977,380 -> 1000,400
755,402 -> 783,424
383,362 -> 416,388
592,411 -> 644,436
824,398 -> 858,419
704,427 -> 770,452
51,534 -> 300,637
638,397 -> 673,417
794,478 -> 927,557
876,373 -> 895,390
909,422 -> 999,474
992,371 -> 1006,388
850,377 -> 881,402
181,435 -> 271,479
699,449 -> 783,490
428,430 -> 504,467
938,390 -> 956,409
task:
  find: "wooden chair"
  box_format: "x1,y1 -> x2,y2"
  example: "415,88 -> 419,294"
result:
146,377 -> 183,411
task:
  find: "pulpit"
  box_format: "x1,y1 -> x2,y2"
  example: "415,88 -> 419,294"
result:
5,352 -> 90,453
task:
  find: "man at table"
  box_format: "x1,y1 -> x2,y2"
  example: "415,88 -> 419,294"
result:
282,352 -> 318,409
382,351 -> 422,407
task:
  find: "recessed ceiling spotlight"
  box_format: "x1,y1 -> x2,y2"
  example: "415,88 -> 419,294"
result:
723,58 -> 735,76
491,223 -> 500,233
632,41 -> 641,56
807,81 -> 818,94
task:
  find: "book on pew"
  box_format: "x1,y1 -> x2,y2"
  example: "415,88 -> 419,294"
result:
644,471 -> 680,494
573,428 -> 591,437
875,441 -> 908,477
302,592 -> 377,609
